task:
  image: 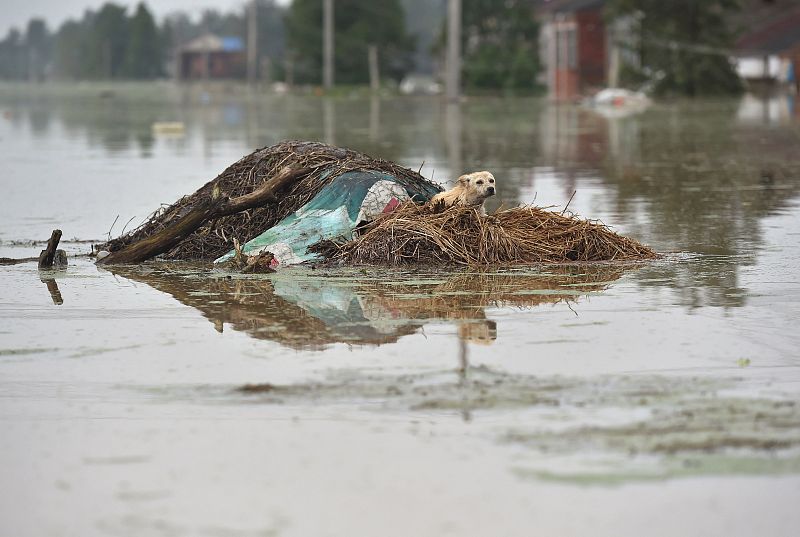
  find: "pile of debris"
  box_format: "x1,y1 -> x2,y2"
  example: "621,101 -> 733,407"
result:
95,140 -> 656,268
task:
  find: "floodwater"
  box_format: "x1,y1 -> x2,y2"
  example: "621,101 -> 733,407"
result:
1,83 -> 800,536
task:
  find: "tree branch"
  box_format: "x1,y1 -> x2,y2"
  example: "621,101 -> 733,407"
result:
97,166 -> 312,265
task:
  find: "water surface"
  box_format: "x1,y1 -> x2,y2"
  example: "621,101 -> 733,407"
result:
1,83 -> 800,537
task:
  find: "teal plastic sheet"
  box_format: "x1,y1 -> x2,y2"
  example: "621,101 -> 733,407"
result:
215,170 -> 438,267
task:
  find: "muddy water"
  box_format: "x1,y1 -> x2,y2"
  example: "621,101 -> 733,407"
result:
1,83 -> 800,536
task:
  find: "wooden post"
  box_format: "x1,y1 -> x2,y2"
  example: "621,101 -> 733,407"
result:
446,0 -> 461,102
446,103 -> 462,181
38,230 -> 62,269
368,44 -> 379,92
369,94 -> 380,141
323,0 -> 334,89
609,23 -> 620,88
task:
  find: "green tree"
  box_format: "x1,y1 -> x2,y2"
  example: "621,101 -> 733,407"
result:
255,0 -> 287,78
607,0 -> 744,96
122,3 -> 162,78
0,29 -> 26,79
199,9 -> 245,38
286,0 -> 413,85
25,19 -> 50,81
53,17 -> 92,79
85,3 -> 129,79
454,0 -> 542,92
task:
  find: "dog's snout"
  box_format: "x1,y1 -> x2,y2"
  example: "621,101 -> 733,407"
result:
487,186 -> 496,195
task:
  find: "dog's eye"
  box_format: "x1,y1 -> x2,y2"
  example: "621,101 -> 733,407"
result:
476,180 -> 484,185
489,178 -> 494,183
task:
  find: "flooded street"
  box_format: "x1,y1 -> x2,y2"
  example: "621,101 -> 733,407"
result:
1,83 -> 800,536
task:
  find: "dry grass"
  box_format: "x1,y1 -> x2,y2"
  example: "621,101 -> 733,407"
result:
317,202 -> 657,266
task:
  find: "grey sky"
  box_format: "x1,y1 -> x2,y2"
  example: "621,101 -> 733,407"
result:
1,0 -> 289,36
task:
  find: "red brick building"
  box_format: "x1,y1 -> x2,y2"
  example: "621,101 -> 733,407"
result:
539,0 -> 609,100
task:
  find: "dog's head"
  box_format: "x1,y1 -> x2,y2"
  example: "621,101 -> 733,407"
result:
458,320 -> 497,345
457,171 -> 497,205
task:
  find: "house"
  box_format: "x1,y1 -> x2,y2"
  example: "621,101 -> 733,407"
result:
734,0 -> 800,91
178,34 -> 246,80
538,0 -> 609,100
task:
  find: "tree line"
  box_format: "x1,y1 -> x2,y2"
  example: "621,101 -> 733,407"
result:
0,0 -> 541,91
0,0 -> 745,96
0,1 -> 288,81
1,3 -> 163,80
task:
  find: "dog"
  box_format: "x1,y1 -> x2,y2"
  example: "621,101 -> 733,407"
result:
430,171 -> 497,215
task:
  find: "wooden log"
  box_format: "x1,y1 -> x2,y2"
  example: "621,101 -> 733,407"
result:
38,229 -> 62,269
97,166 -> 311,265
0,257 -> 38,265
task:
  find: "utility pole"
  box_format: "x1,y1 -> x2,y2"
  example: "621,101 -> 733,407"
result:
323,0 -> 334,89
368,45 -> 379,92
446,0 -> 461,102
247,0 -> 258,84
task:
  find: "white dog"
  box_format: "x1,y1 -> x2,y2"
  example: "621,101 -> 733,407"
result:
430,171 -> 497,215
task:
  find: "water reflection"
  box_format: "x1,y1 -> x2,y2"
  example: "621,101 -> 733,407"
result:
108,265 -> 628,350
535,102 -> 800,309
40,276 -> 63,305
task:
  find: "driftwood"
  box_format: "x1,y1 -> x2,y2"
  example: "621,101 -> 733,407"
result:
97,166 -> 310,265
38,230 -> 63,269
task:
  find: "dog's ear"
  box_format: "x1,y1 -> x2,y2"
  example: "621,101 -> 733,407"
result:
457,174 -> 470,186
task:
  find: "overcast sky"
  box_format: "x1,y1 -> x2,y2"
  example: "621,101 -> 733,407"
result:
1,0 -> 289,36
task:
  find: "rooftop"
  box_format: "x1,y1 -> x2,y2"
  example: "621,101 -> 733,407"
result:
181,34 -> 245,54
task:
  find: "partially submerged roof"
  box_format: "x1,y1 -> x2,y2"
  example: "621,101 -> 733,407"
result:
181,33 -> 245,53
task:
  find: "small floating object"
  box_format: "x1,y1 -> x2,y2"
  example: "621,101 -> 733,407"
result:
226,238 -> 276,274
585,88 -> 650,119
151,121 -> 186,136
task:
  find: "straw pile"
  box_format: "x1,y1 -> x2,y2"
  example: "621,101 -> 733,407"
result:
98,140 -> 438,261
316,202 -> 657,265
